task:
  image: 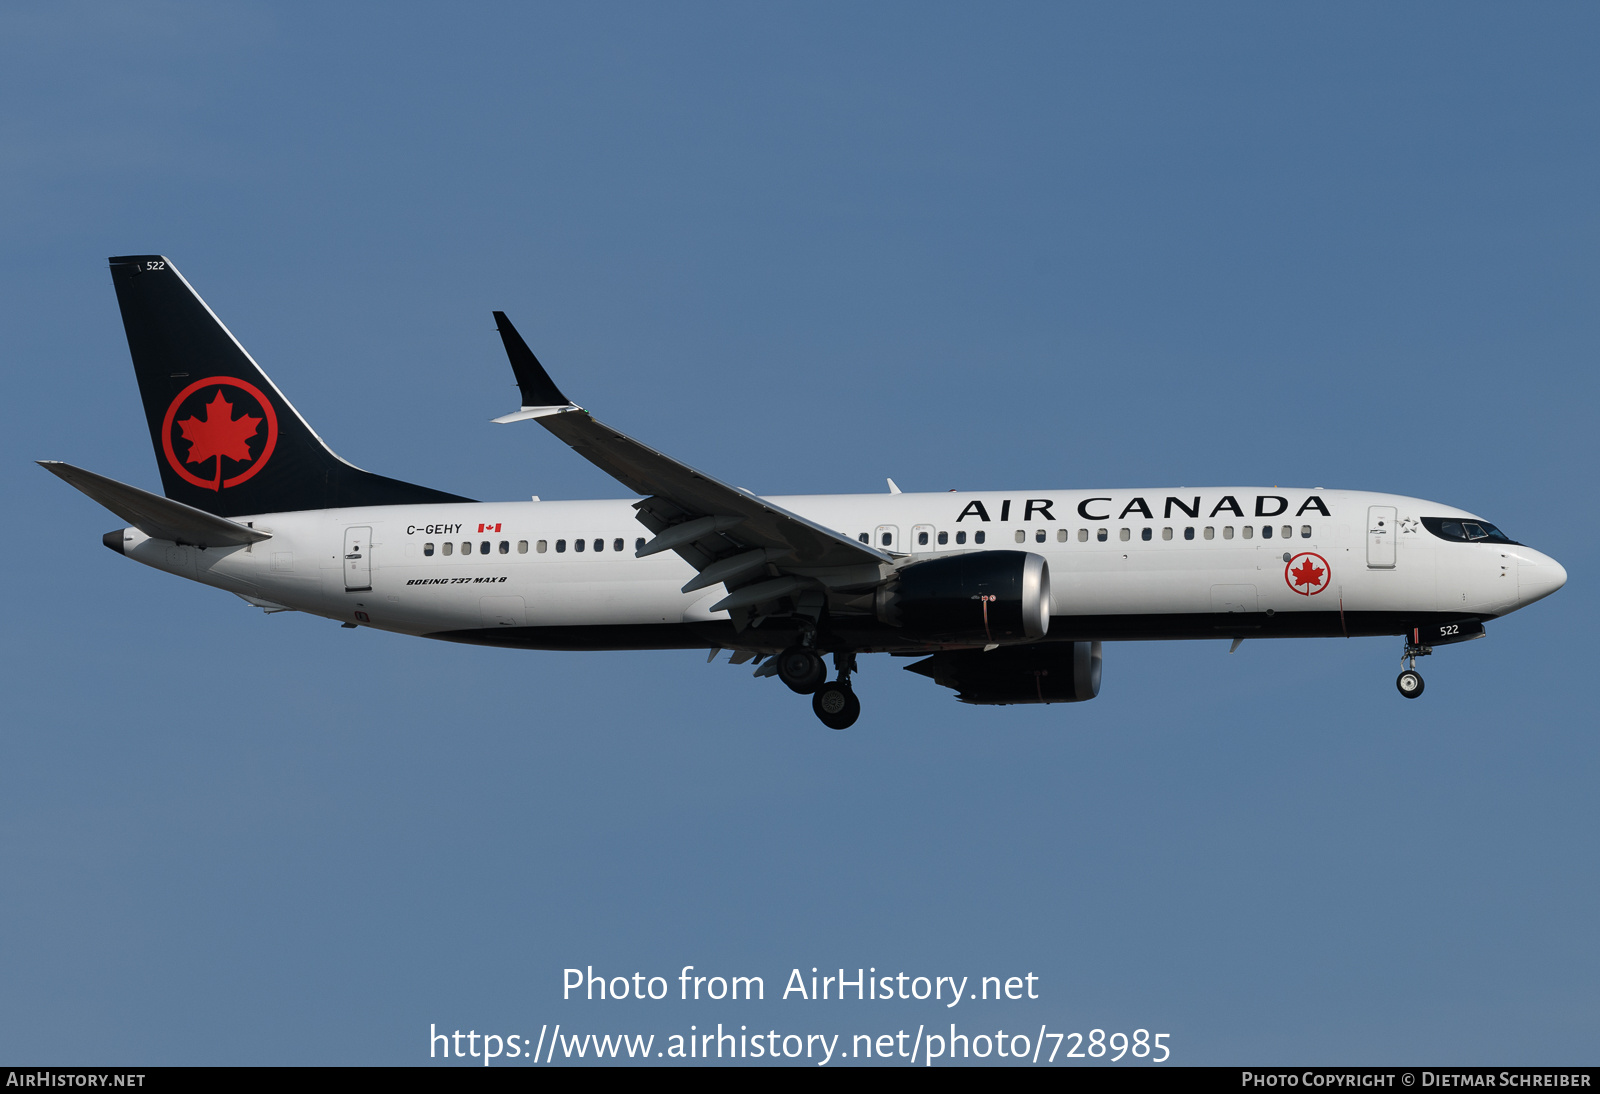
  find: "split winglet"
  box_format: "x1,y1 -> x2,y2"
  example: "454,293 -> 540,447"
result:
490,311 -> 579,421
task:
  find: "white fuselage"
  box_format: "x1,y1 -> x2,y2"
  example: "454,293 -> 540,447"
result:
113,487 -> 1567,651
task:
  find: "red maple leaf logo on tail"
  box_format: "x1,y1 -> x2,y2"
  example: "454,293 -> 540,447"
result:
1290,558 -> 1325,590
177,390 -> 261,489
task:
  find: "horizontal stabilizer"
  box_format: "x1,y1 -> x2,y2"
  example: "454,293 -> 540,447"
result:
39,461 -> 271,548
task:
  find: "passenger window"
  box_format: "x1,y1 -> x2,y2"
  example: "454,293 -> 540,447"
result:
1078,528 -> 1089,542
461,541 -> 472,554
536,540 -> 547,553
1014,530 -> 1026,543
1222,526 -> 1233,540
1035,529 -> 1046,543
974,531 -> 986,544
955,531 -> 967,545
1281,525 -> 1293,540
1203,527 -> 1214,540
1097,528 -> 1108,542
881,532 -> 892,547
1140,527 -> 1152,541
918,531 -> 929,546
1262,525 -> 1273,539
556,539 -> 567,553
1184,527 -> 1194,540
1056,529 -> 1067,543
1119,528 -> 1130,542
479,540 -> 490,554
499,541 -> 509,554
442,541 -> 453,556
1162,527 -> 1173,541
517,540 -> 529,554
1242,526 -> 1254,539
859,533 -> 868,544
575,539 -> 585,552
613,538 -> 623,553
635,538 -> 646,552
938,531 -> 948,545
423,542 -> 435,556
1300,525 -> 1311,539
593,539 -> 603,552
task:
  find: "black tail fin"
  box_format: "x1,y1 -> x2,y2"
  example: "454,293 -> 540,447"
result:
108,255 -> 471,517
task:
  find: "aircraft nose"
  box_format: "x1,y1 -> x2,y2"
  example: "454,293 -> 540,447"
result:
1518,550 -> 1567,606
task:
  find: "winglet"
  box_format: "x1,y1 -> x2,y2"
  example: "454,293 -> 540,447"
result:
492,312 -> 573,409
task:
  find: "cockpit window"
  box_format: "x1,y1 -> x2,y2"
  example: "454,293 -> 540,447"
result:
1421,516 -> 1516,545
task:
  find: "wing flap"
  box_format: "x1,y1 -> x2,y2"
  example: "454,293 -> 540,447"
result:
536,410 -> 884,570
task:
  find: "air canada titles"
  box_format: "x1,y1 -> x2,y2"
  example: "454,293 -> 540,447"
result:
953,493 -> 1333,524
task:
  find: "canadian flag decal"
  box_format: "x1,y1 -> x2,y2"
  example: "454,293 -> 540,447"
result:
478,523 -> 502,533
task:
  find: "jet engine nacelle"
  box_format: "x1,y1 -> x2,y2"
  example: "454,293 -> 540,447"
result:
904,641 -> 1103,705
876,550 -> 1051,644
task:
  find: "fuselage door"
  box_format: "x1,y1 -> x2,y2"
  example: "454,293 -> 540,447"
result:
1211,584 -> 1257,613
344,525 -> 373,591
1366,506 -> 1397,569
875,524 -> 900,553
910,524 -> 935,552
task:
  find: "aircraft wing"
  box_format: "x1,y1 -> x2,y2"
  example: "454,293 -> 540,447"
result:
490,313 -> 891,617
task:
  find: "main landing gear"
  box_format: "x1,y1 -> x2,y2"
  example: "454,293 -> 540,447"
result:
1396,638 -> 1432,699
812,682 -> 860,730
775,647 -> 861,730
775,646 -> 827,695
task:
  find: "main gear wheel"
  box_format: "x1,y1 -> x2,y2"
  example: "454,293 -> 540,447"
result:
812,681 -> 861,729
776,646 -> 827,694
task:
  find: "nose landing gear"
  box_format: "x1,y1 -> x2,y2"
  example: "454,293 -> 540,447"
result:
1396,638 -> 1432,699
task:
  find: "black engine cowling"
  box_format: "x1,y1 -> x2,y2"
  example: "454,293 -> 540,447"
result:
876,551 -> 1051,644
904,641 -> 1103,705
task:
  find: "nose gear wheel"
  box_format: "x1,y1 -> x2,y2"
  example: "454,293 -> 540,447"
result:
1396,669 -> 1424,698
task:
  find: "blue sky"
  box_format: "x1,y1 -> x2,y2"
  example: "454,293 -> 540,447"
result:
1,2 -> 1595,1065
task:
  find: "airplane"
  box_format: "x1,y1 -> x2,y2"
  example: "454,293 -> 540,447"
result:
41,255 -> 1568,729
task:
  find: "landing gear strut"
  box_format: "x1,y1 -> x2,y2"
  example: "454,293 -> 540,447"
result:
811,651 -> 860,730
1396,639 -> 1431,699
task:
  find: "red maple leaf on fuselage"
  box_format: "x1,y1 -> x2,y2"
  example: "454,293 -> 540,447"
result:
178,390 -> 261,475
1290,558 -> 1325,589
